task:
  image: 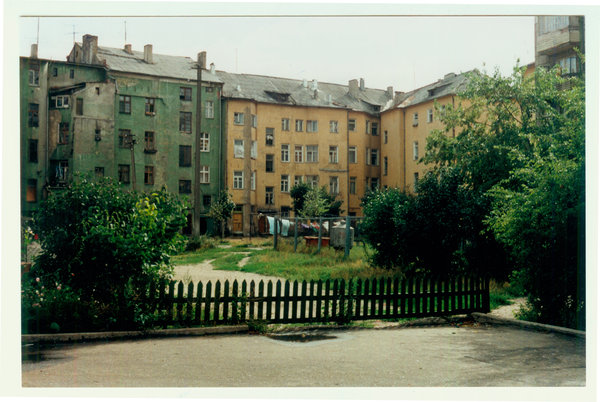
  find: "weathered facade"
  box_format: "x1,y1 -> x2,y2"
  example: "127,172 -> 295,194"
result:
535,16 -> 584,75
21,35 -> 225,235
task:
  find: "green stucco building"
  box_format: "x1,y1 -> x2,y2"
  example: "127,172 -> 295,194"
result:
21,36 -> 225,235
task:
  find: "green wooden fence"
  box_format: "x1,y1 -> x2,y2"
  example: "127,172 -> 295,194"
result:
142,275 -> 490,327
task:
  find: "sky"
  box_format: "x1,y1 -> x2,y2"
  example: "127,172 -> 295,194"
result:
18,15 -> 535,92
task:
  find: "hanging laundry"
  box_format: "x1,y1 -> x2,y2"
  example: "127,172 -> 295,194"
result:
281,219 -> 290,236
267,216 -> 275,235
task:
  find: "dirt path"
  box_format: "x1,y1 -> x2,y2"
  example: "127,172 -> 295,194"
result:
173,252 -> 286,286
489,297 -> 527,319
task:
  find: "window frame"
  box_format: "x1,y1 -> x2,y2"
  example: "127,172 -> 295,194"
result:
58,122 -> 70,144
29,64 -> 39,86
330,120 -> 339,133
200,132 -> 210,152
348,146 -> 357,164
413,112 -> 419,126
118,164 -> 131,184
179,145 -> 192,167
266,128 -> 275,146
28,103 -> 39,127
329,176 -> 339,195
145,98 -> 155,115
371,122 -> 379,136
370,149 -> 380,166
306,175 -> 319,188
307,120 -> 318,133
329,146 -> 339,163
282,118 -> 290,131
179,111 -> 192,133
118,129 -> 131,148
234,112 -> 244,126
348,119 -> 356,132
265,186 -> 275,205
349,177 -> 357,194
199,165 -> 210,184
233,171 -> 244,189
306,145 -> 319,163
205,101 -> 214,118
29,139 -> 38,163
295,119 -> 304,132
294,145 -> 304,163
427,108 -> 433,123
266,154 -> 275,173
234,139 -> 244,159
76,98 -> 84,116
281,144 -> 290,162
180,87 -> 193,101
413,141 -> 419,161
119,95 -> 132,114
179,179 -> 192,194
144,131 -> 155,151
281,175 -> 290,193
144,165 -> 155,185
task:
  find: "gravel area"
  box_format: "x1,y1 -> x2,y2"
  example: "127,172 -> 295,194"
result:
488,297 -> 526,319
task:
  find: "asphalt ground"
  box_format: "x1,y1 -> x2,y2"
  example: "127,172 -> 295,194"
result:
21,323 -> 586,389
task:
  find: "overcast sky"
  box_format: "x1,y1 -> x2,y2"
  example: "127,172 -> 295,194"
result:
19,15 -> 535,92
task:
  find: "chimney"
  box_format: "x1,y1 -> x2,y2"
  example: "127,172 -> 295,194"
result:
30,44 -> 38,59
210,63 -> 215,74
144,44 -> 153,64
311,79 -> 318,90
124,44 -> 132,55
302,79 -> 308,88
313,89 -> 319,99
387,86 -> 394,97
236,85 -> 242,92
394,91 -> 404,104
82,34 -> 98,65
349,79 -> 359,98
328,94 -> 332,104
360,78 -> 365,91
444,72 -> 456,81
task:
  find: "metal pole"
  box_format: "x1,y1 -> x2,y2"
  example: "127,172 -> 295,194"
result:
344,215 -> 352,258
129,136 -> 136,191
317,216 -> 323,253
273,217 -> 278,250
293,217 -> 299,252
193,52 -> 206,237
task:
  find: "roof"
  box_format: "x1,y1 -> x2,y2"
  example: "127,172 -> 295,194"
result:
215,71 -> 393,114
387,72 -> 471,111
72,43 -> 223,84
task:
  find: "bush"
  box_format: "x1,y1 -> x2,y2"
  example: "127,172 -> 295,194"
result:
186,235 -> 217,252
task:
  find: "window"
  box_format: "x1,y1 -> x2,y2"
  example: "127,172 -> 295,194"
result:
282,118 -> 290,131
371,122 -> 379,136
294,145 -> 304,163
266,154 -> 274,172
59,123 -> 69,144
371,178 -> 379,191
329,146 -> 338,163
413,142 -> 419,161
365,148 -> 370,165
306,145 -> 318,163
348,119 -> 356,132
96,87 -> 100,95
294,175 -> 303,186
349,177 -> 357,194
118,129 -> 131,148
384,157 -> 389,176
307,120 -> 318,132
200,132 -> 210,152
427,108 -> 433,123
295,119 -> 304,132
180,87 -> 192,101
76,98 -> 84,115
95,167 -> 104,177
118,164 -> 130,183
348,146 -> 357,164
413,112 -> 418,126
28,104 -> 39,127
51,95 -> 70,108
179,145 -> 192,167
281,175 -> 290,192
234,112 -> 244,125
265,187 -> 274,205
206,86 -> 213,93
329,176 -> 339,195
414,173 -> 419,192
306,175 -> 319,188
200,166 -> 210,183
205,101 -> 214,118
144,166 -> 154,185
251,171 -> 256,191
119,95 -> 131,114
233,171 -> 244,189
281,144 -> 290,162
371,149 -> 380,166
384,130 -> 388,144
29,140 -> 38,163
366,121 -> 370,134
203,195 -> 212,206
69,69 -> 74,79
52,68 -> 58,77
234,139 -> 244,158
180,112 -> 192,133
179,180 -> 192,194
26,179 -> 37,202
145,98 -> 155,115
252,115 -> 257,128
29,63 -> 39,86
266,128 -> 274,146
559,57 -> 579,74
145,131 -> 155,151
330,121 -> 339,133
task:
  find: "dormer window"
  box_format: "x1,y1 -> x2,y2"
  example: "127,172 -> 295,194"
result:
265,91 -> 290,102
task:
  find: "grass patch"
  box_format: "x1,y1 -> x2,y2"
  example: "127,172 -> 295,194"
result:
489,280 -> 523,311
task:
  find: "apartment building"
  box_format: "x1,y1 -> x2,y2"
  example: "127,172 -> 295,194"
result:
21,35 -> 225,235
535,16 -> 584,75
215,72 -> 393,233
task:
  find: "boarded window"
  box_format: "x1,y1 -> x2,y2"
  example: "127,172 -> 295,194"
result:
76,98 -> 84,115
26,179 -> 37,202
179,145 -> 192,167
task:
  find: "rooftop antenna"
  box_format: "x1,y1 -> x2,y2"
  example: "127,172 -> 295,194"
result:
65,25 -> 81,43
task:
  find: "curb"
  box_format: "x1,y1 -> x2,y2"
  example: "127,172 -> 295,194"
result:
22,325 -> 249,344
471,312 -> 585,338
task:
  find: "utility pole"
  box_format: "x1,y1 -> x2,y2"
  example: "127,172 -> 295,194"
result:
193,52 -> 206,237
242,106 -> 252,237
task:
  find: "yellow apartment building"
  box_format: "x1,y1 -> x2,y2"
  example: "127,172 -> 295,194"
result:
216,72 -> 391,233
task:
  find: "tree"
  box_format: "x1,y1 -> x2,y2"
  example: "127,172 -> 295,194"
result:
290,183 -> 344,217
207,189 -> 236,237
33,175 -> 188,330
299,187 -> 329,218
